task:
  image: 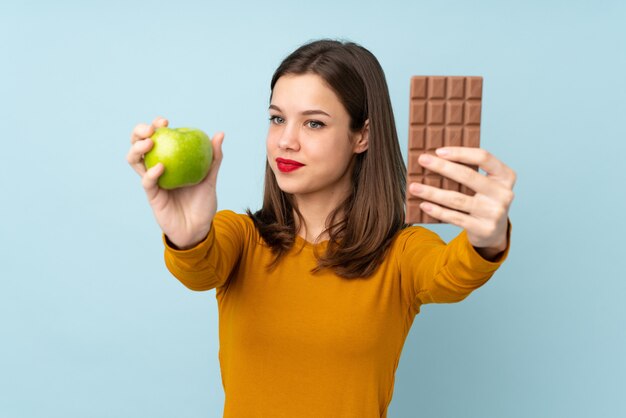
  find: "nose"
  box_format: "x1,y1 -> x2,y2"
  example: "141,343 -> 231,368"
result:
277,123 -> 300,151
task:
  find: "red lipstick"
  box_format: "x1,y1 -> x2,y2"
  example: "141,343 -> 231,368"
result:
276,158 -> 304,173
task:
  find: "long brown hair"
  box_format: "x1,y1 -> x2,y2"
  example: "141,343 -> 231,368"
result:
247,39 -> 406,278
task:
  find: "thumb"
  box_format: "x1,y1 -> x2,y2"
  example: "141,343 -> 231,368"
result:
204,132 -> 225,185
142,162 -> 165,202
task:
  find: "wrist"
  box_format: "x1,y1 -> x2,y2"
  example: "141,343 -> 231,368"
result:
474,242 -> 506,261
166,230 -> 210,250
472,218 -> 511,261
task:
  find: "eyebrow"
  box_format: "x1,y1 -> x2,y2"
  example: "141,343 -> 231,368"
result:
269,104 -> 331,117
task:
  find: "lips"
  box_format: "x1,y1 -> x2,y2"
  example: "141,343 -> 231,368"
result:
276,158 -> 305,173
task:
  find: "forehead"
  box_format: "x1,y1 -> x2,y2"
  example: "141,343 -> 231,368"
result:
271,73 -> 345,113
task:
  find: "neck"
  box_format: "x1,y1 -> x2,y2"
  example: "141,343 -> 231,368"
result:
293,187 -> 350,243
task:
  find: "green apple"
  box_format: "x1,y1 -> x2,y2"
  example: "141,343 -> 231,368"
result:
144,127 -> 213,189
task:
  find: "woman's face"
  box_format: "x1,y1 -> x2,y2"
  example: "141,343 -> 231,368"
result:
266,73 -> 368,202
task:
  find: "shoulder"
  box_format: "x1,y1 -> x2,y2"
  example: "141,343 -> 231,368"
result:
390,225 -> 446,254
214,210 -> 263,244
385,225 -> 447,267
215,209 -> 254,227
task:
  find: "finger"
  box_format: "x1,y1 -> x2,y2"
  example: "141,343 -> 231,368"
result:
131,123 -> 155,144
142,162 -> 165,202
435,147 -> 516,189
409,180 -> 514,218
409,182 -> 474,214
130,117 -> 169,144
152,116 -> 169,129
126,138 -> 154,176
203,132 -> 225,185
419,201 -> 479,230
419,153 -> 495,196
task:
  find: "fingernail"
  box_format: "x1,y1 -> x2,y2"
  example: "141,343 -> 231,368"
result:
421,202 -> 433,212
411,183 -> 424,194
436,148 -> 450,156
419,154 -> 432,164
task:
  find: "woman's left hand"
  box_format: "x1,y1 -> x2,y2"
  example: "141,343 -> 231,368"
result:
408,147 -> 516,259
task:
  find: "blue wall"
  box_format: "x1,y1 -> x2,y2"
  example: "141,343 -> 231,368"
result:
1,1 -> 625,416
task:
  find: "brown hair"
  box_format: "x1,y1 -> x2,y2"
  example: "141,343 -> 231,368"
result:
247,39 -> 406,278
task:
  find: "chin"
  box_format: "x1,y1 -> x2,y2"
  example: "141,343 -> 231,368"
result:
273,174 -> 314,196
275,179 -> 305,195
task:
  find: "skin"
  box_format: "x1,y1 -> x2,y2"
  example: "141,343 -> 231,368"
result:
126,116 -> 225,250
266,73 -> 369,242
127,76 -> 515,260
409,149 -> 516,260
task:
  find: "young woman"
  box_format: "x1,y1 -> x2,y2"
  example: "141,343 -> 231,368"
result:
127,39 -> 515,418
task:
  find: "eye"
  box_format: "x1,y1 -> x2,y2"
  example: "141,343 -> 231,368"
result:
307,120 -> 325,129
269,115 -> 285,125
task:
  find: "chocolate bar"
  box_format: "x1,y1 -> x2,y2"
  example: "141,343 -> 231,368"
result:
405,76 -> 483,224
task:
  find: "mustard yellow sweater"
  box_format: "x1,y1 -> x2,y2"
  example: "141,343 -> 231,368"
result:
163,210 -> 511,418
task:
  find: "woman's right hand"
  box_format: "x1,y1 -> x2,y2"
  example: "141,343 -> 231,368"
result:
126,116 -> 225,250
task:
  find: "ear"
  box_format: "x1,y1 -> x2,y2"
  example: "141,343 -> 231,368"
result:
353,119 -> 370,154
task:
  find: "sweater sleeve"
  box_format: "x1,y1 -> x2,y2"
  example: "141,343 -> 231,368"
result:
162,210 -> 247,291
399,220 -> 512,309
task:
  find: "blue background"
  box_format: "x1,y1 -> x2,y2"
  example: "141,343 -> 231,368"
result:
1,0 -> 625,417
